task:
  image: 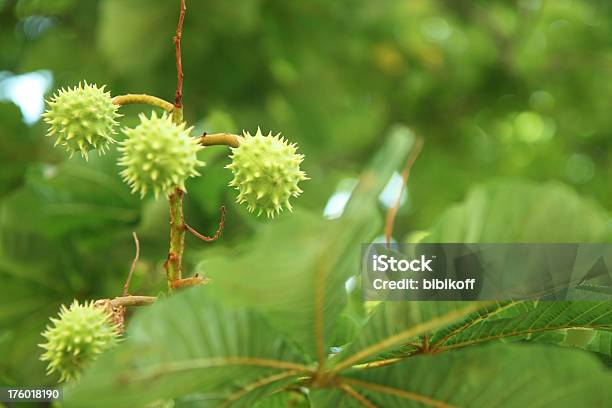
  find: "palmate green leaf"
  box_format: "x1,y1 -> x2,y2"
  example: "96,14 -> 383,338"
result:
198,209 -> 376,363
398,181 -> 612,354
196,128 -> 416,361
425,301 -> 535,346
430,301 -> 612,352
322,345 -> 611,407
63,288 -> 310,408
346,301 -> 538,365
330,179 -> 612,379
330,301 -> 491,371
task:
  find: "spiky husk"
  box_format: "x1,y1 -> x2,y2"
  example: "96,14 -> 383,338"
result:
226,128 -> 307,218
118,112 -> 204,198
43,81 -> 120,159
39,300 -> 119,382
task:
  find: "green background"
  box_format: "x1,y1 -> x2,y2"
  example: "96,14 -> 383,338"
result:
1,0 -> 611,391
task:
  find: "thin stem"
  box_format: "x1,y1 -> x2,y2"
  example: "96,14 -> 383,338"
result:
174,0 -> 186,108
384,136 -> 423,246
112,94 -> 174,112
165,188 -> 186,289
123,232 -> 140,296
198,132 -> 241,148
164,0 -> 188,291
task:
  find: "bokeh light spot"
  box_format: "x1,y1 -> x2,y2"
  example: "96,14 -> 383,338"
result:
0,70 -> 53,125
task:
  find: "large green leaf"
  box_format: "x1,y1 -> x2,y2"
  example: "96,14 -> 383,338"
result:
63,288 -> 309,408
407,182 -> 612,353
195,128 -> 416,361
423,181 -> 609,243
330,301 -> 491,371
430,301 -> 612,352
197,209 -> 376,363
331,300 -> 536,369
425,301 -> 535,347
325,344 -> 611,407
334,180 -> 612,371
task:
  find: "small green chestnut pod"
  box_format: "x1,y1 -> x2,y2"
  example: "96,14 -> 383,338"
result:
118,111 -> 204,198
43,81 -> 120,159
226,128 -> 308,218
39,300 -> 120,382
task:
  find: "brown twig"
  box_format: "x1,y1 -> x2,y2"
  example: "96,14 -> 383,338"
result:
185,206 -> 226,242
174,0 -> 186,108
123,232 -> 140,296
110,295 -> 157,308
165,1 -> 188,288
384,136 -> 424,247
198,132 -> 241,148
171,276 -> 208,289
94,294 -> 156,334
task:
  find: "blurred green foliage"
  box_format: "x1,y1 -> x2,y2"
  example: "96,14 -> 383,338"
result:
1,0 -> 611,390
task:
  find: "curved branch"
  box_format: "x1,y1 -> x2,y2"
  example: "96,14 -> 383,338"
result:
112,94 -> 175,112
198,133 -> 241,148
185,206 -> 226,242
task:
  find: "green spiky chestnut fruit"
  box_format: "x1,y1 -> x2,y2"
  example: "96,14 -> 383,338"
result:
118,112 -> 204,198
226,128 -> 307,218
43,81 -> 120,159
39,300 -> 119,382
